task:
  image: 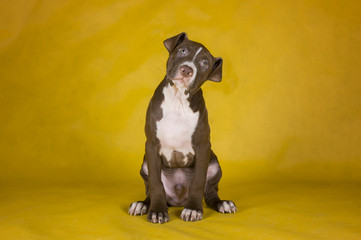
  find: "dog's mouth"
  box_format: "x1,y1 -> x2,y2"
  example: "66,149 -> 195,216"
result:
169,68 -> 194,90
170,77 -> 191,89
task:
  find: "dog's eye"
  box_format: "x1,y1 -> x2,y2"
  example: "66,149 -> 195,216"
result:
201,60 -> 208,66
178,48 -> 187,55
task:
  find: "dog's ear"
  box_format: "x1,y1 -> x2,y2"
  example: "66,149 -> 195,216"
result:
163,32 -> 188,53
208,57 -> 223,82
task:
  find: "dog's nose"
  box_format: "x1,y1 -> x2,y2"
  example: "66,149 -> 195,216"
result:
180,65 -> 193,77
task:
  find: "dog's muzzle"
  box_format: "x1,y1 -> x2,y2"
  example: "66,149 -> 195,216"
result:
171,62 -> 197,89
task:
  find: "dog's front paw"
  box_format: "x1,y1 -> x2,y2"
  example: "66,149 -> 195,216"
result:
147,210 -> 169,224
217,200 -> 237,213
128,201 -> 149,216
180,208 -> 203,222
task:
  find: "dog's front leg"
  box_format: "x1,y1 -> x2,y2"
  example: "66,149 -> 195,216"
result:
145,141 -> 169,223
181,143 -> 211,222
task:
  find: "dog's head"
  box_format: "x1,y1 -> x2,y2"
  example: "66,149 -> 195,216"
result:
164,32 -> 223,95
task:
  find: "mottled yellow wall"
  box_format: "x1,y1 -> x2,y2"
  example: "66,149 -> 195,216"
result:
1,0 -> 360,184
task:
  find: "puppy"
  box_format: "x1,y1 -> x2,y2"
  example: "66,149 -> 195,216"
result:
128,32 -> 237,223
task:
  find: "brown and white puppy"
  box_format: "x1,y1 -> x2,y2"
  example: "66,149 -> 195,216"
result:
128,32 -> 237,223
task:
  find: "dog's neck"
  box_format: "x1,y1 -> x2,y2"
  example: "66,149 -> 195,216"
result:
165,77 -> 200,99
163,81 -> 191,109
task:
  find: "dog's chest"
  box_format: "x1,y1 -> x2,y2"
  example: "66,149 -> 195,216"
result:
156,84 -> 199,167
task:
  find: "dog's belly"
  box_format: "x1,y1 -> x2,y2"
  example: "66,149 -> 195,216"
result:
156,84 -> 199,168
141,160 -> 221,207
161,168 -> 193,207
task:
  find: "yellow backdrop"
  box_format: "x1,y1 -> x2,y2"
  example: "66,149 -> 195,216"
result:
1,0 -> 360,184
1,0 -> 361,239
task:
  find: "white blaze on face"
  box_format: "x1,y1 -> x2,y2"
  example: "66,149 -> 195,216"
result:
192,47 -> 203,62
186,47 -> 203,86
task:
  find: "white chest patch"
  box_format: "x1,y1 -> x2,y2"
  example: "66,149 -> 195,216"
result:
156,84 -> 199,165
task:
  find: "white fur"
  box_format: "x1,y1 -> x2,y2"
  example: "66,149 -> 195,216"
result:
192,47 -> 203,61
128,201 -> 148,216
180,61 -> 197,87
156,84 -> 199,166
218,201 -> 237,213
142,161 -> 148,175
206,162 -> 219,181
180,208 -> 203,221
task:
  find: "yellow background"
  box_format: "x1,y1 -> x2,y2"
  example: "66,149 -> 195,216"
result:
1,0 -> 361,239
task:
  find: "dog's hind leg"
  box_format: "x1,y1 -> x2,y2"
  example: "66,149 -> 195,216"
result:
204,151 -> 237,213
128,156 -> 151,216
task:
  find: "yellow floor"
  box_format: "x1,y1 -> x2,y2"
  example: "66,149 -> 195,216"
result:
1,182 -> 360,240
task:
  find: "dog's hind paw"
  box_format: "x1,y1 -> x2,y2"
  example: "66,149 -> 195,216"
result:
128,201 -> 149,216
217,200 -> 237,214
